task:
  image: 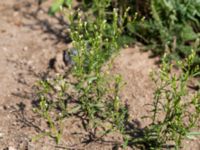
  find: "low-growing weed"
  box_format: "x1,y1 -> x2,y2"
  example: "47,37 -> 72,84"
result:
68,8 -> 125,77
127,51 -> 200,149
33,1 -> 129,144
127,0 -> 200,64
33,73 -> 129,143
33,76 -> 69,143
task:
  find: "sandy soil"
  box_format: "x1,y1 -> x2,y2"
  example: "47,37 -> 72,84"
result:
0,0 -> 65,149
0,0 -> 199,150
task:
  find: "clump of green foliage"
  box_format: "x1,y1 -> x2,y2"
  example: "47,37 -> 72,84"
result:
33,0 -> 129,144
127,51 -> 200,149
33,76 -> 68,143
67,1 -> 129,135
34,73 -> 128,143
69,9 -> 121,76
48,0 -> 72,15
127,0 -> 200,64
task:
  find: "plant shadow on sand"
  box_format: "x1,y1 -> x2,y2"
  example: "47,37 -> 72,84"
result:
14,0 -> 71,45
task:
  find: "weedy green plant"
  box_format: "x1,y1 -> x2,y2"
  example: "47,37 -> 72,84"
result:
33,76 -> 69,143
127,51 -> 200,149
126,0 -> 200,64
72,73 -> 129,138
64,2 -> 129,137
33,0 -> 129,144
69,10 -> 120,76
33,73 -> 129,142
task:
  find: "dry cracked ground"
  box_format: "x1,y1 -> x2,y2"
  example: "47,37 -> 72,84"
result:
0,0 -> 199,149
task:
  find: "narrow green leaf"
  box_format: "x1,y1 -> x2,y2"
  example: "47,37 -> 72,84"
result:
48,0 -> 64,16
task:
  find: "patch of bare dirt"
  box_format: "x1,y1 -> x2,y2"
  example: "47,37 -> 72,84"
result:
112,46 -> 156,127
0,0 -> 66,149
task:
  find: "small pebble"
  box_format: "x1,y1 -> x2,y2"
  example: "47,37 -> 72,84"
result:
0,132 -> 4,139
23,46 -> 28,51
3,47 -> 7,51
